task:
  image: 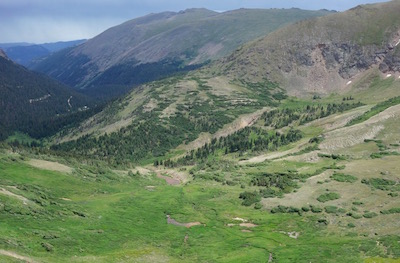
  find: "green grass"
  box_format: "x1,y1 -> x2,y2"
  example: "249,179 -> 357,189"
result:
0,153 -> 397,262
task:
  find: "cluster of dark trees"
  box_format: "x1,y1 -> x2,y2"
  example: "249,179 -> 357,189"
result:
262,102 -> 364,129
51,114 -> 185,165
160,127 -> 302,167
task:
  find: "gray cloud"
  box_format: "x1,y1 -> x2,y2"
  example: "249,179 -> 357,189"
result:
0,0 -> 389,43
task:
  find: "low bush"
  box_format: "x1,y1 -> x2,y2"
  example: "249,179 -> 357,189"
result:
363,211 -> 378,218
330,173 -> 357,183
317,192 -> 341,203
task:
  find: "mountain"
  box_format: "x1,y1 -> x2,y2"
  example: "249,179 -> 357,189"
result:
214,1 -> 400,97
0,39 -> 86,67
0,52 -> 93,140
32,8 -> 334,99
51,1 -> 400,164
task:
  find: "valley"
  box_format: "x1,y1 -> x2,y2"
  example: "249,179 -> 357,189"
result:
1,1 -> 400,262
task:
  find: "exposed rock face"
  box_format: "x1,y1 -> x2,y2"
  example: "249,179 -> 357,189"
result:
380,47 -> 400,72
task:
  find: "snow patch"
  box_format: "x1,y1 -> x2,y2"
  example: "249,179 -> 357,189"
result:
387,74 -> 392,78
346,81 -> 352,85
395,39 -> 400,47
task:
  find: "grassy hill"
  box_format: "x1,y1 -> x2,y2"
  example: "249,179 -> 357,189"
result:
32,8 -> 333,99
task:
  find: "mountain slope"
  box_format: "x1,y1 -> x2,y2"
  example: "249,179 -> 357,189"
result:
32,8 -> 333,99
214,1 -> 400,97
0,53 -> 92,140
50,1 -> 400,164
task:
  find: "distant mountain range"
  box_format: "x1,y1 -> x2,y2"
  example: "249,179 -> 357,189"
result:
0,39 -> 86,67
32,8 -> 334,99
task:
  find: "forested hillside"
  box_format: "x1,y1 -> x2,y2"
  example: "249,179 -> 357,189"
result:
0,55 -> 95,140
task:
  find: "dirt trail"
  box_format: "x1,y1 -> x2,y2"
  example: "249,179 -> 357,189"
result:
166,215 -> 203,228
0,187 -> 30,205
239,139 -> 308,165
27,159 -> 72,174
0,249 -> 37,263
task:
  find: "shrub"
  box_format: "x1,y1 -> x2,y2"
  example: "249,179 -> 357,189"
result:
330,173 -> 357,183
311,206 -> 322,213
325,206 -> 338,214
348,223 -> 356,228
301,206 -> 310,212
254,203 -> 263,210
317,192 -> 341,203
239,191 -> 261,206
380,207 -> 400,214
347,212 -> 362,219
41,242 -> 54,252
363,212 -> 378,218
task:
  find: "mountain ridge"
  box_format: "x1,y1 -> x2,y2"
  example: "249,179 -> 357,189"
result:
213,1 -> 400,97
32,8 -> 334,99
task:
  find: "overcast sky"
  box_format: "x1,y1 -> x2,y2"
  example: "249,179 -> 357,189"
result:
0,0 -> 389,43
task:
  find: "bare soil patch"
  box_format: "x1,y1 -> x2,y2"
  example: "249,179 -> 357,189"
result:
166,215 -> 203,228
27,159 -> 72,174
240,139 -> 308,164
0,249 -> 36,263
239,223 -> 258,228
157,173 -> 181,185
0,187 -> 30,204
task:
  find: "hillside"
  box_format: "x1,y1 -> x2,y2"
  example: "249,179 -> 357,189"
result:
51,1 -> 400,163
32,8 -> 333,99
214,1 -> 400,97
0,54 -> 94,140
